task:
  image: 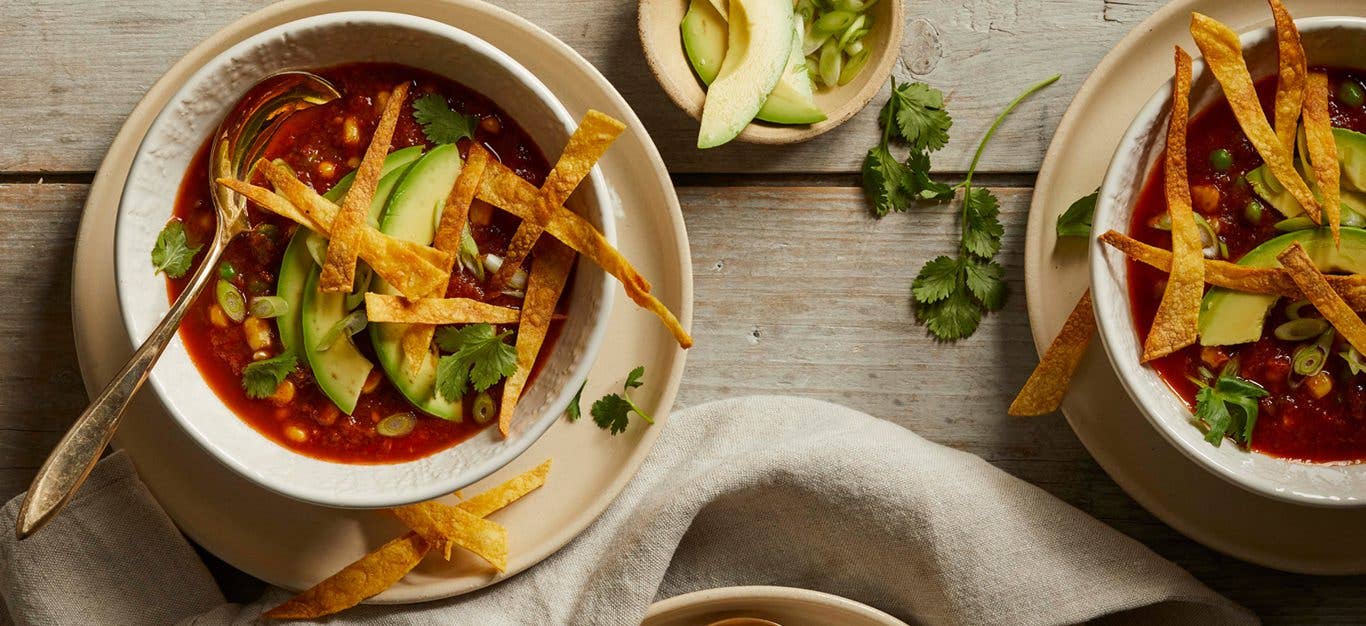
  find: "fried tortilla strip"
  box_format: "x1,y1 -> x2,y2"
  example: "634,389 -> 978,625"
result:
1143,47 -> 1204,362
365,293 -> 520,325
490,111 -> 625,291
215,177 -> 328,235
390,501 -> 509,570
1304,71 -> 1342,245
1099,230 -> 1366,310
458,459 -> 552,518
499,241 -> 576,436
476,153 -> 693,348
1269,0 -> 1307,155
1277,243 -> 1366,354
321,83 -> 410,292
400,145 -> 493,376
1008,291 -> 1095,416
263,532 -> 428,620
1191,12 -> 1319,222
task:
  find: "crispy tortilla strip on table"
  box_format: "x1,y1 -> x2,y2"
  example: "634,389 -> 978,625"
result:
1008,291 -> 1095,416
499,241 -> 576,436
1100,230 -> 1366,310
458,459 -> 552,518
1277,243 -> 1366,354
1191,12 -> 1320,222
263,532 -> 428,620
1268,0 -> 1307,155
477,157 -> 694,349
491,111 -> 625,291
365,293 -> 520,325
1143,47 -> 1204,363
390,501 -> 509,570
321,83 -> 411,292
1304,71 -> 1342,245
400,145 -> 495,376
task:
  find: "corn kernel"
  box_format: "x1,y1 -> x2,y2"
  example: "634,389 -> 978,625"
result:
346,156 -> 361,168
1307,372 -> 1333,399
1191,184 -> 1221,214
208,304 -> 230,328
362,371 -> 382,394
284,423 -> 308,443
271,379 -> 296,405
479,116 -> 501,134
343,118 -> 361,145
243,316 -> 273,351
251,349 -> 273,361
318,161 -> 336,178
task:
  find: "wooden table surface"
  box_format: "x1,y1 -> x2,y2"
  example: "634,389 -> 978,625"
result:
2,1 -> 1364,622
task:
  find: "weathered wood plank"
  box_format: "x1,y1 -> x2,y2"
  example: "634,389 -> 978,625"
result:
0,0 -> 1164,174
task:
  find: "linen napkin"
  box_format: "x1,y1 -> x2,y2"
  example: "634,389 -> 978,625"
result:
1,396 -> 1255,625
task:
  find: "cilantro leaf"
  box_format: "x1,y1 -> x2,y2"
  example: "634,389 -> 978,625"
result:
151,221 -> 203,279
862,144 -> 917,217
433,323 -> 518,402
880,81 -> 952,153
565,380 -> 587,421
911,256 -> 960,304
915,287 -> 981,342
907,151 -> 954,200
962,187 -> 1004,258
591,394 -> 633,435
624,366 -> 645,390
964,259 -> 1006,311
1056,190 -> 1099,238
1194,375 -> 1268,446
413,93 -> 477,145
242,351 -> 296,399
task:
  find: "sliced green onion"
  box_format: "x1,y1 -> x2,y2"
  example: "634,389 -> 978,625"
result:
836,14 -> 867,51
218,262 -> 238,280
1285,299 -> 1317,320
344,264 -> 373,312
216,279 -> 247,323
803,30 -> 831,56
249,296 -> 290,319
812,10 -> 856,35
818,39 -> 842,88
376,412 -> 416,438
1274,317 -> 1329,341
1147,212 -> 1172,231
1293,343 -> 1328,377
486,255 -> 530,291
472,391 -> 496,425
459,225 -> 484,281
1197,365 -> 1215,382
316,309 -> 367,353
1193,214 -> 1223,259
1341,346 -> 1366,376
1274,216 -> 1317,232
846,39 -> 865,56
1220,356 -> 1241,378
305,231 -> 328,267
834,0 -> 878,11
839,48 -> 872,85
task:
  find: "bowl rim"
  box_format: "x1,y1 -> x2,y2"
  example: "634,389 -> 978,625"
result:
1090,15 -> 1366,507
112,10 -> 615,509
634,0 -> 905,145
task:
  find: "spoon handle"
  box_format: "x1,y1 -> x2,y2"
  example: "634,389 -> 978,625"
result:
15,237 -> 227,539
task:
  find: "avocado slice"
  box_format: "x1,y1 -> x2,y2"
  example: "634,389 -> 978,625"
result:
1198,227 -> 1366,345
697,0 -> 793,148
1336,128 -> 1366,192
370,144 -> 464,420
276,151 -> 420,413
684,1 -> 825,126
1249,127 -> 1366,219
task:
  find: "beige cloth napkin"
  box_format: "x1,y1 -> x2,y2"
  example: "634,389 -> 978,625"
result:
1,396 -> 1256,625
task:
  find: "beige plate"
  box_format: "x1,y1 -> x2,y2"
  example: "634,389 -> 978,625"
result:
637,0 -> 904,145
71,0 -> 692,603
643,586 -> 907,626
1026,0 -> 1366,575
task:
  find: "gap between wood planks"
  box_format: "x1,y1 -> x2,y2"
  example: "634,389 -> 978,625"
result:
0,171 -> 1042,189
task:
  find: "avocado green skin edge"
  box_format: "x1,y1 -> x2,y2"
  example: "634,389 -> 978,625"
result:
370,144 -> 464,421
1198,227 -> 1366,346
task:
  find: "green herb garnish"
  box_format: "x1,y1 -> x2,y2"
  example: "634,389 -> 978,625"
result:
242,351 -> 297,399
1055,189 -> 1099,238
1194,374 -> 1269,447
413,93 -> 477,145
564,380 -> 587,421
588,366 -> 653,435
151,221 -> 203,279
909,74 -> 1059,341
434,323 -> 518,402
861,79 -> 954,217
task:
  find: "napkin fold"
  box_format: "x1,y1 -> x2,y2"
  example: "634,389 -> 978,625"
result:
1,396 -> 1255,625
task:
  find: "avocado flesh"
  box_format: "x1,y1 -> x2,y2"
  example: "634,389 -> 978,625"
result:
297,161 -> 415,413
370,144 -> 464,421
323,145 -> 424,204
684,1 -> 824,126
1198,228 -> 1366,345
696,0 -> 793,148
1336,127 -> 1366,192
1248,127 -> 1366,219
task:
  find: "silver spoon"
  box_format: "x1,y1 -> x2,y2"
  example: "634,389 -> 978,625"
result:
15,71 -> 340,539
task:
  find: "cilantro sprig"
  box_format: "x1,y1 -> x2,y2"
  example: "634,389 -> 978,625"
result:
434,323 -> 518,402
242,351 -> 297,399
566,367 -> 653,435
412,93 -> 477,145
1055,189 -> 1099,238
861,79 -> 954,217
1194,374 -> 1269,447
151,220 -> 203,279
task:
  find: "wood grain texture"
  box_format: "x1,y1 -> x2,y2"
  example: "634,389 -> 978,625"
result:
0,0 -> 1164,175
2,183 -> 1363,621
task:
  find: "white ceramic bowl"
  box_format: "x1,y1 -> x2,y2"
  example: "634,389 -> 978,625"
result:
1092,17 -> 1366,507
642,586 -> 906,626
114,11 -> 614,509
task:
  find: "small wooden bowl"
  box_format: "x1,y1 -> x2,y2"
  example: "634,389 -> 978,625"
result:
638,0 -> 905,145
